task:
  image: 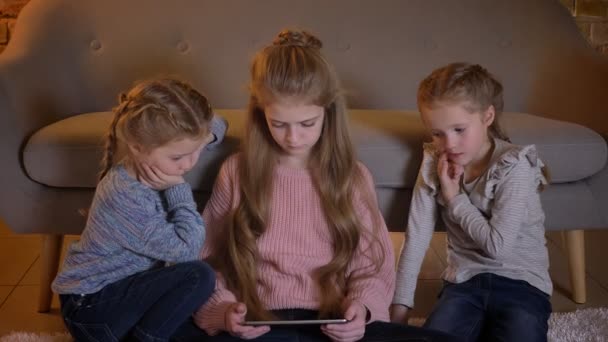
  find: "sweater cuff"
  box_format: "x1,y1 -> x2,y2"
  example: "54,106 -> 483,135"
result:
393,269 -> 417,308
346,293 -> 387,323
164,183 -> 195,208
193,300 -> 234,336
206,114 -> 228,149
391,291 -> 414,309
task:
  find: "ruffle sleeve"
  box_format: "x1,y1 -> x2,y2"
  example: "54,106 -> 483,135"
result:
483,144 -> 548,199
419,143 -> 440,197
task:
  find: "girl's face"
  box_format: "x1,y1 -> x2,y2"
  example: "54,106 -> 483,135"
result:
130,134 -> 213,176
421,102 -> 494,167
264,100 -> 325,167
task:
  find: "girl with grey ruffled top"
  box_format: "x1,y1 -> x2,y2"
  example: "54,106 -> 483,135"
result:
391,63 -> 552,342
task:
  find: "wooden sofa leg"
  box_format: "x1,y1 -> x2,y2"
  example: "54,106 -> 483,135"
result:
566,229 -> 586,304
38,234 -> 63,313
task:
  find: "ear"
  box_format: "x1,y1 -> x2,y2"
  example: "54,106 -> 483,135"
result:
127,142 -> 145,156
482,105 -> 495,127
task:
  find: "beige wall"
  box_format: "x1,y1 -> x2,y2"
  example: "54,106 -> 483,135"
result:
1,0 -> 607,56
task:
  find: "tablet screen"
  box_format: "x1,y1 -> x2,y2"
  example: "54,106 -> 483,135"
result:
243,318 -> 348,326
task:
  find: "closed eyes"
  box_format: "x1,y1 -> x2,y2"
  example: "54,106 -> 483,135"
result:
271,120 -> 317,128
431,127 -> 466,137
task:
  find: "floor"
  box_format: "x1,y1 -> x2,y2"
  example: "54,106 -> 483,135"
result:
1,219 -> 608,335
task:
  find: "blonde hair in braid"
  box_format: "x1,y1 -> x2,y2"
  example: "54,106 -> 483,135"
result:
99,95 -> 130,180
98,78 -> 214,181
417,62 -> 509,142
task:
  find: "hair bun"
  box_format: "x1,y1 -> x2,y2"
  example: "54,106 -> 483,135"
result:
469,64 -> 488,74
273,29 -> 322,49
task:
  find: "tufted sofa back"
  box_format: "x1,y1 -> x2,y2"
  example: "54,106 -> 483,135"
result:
3,0 -> 607,134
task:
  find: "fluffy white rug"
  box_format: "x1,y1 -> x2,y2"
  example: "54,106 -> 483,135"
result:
1,308 -> 606,341
548,307 -> 608,342
0,332 -> 71,342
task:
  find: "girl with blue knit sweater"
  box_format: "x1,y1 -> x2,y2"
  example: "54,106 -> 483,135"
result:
52,78 -> 227,342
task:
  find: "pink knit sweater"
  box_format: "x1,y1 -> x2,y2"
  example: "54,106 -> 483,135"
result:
193,155 -> 396,335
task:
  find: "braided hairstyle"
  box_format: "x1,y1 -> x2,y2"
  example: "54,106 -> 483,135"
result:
99,78 -> 213,180
417,62 -> 510,142
272,29 -> 323,48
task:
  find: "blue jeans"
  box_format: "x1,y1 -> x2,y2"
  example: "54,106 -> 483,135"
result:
59,261 -> 216,342
423,273 -> 552,342
171,309 -> 462,341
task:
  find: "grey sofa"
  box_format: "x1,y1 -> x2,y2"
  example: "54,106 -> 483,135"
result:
1,0 -> 607,312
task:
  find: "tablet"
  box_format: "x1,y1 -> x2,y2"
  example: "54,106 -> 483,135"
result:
243,318 -> 348,326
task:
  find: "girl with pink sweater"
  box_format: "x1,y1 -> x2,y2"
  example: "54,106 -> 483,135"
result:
171,29 -> 458,342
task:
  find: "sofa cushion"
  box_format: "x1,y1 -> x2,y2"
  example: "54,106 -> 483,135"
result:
23,110 -> 607,189
351,111 -> 607,185
504,112 -> 608,183
22,111 -> 241,190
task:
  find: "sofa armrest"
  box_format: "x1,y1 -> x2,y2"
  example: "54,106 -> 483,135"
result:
0,57 -> 94,235
586,136 -> 608,227
0,82 -> 45,233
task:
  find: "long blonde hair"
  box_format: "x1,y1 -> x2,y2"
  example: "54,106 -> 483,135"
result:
99,78 -> 213,180
209,29 -> 384,320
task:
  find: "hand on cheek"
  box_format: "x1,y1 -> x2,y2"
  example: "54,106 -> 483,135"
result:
135,162 -> 185,190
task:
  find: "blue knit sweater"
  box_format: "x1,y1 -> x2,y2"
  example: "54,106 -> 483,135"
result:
52,116 -> 227,295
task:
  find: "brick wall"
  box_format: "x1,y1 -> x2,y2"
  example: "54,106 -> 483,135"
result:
1,0 -> 607,56
561,0 -> 608,54
0,0 -> 27,54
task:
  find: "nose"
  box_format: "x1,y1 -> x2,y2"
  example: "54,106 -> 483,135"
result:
444,135 -> 457,152
285,126 -> 297,143
181,155 -> 195,171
